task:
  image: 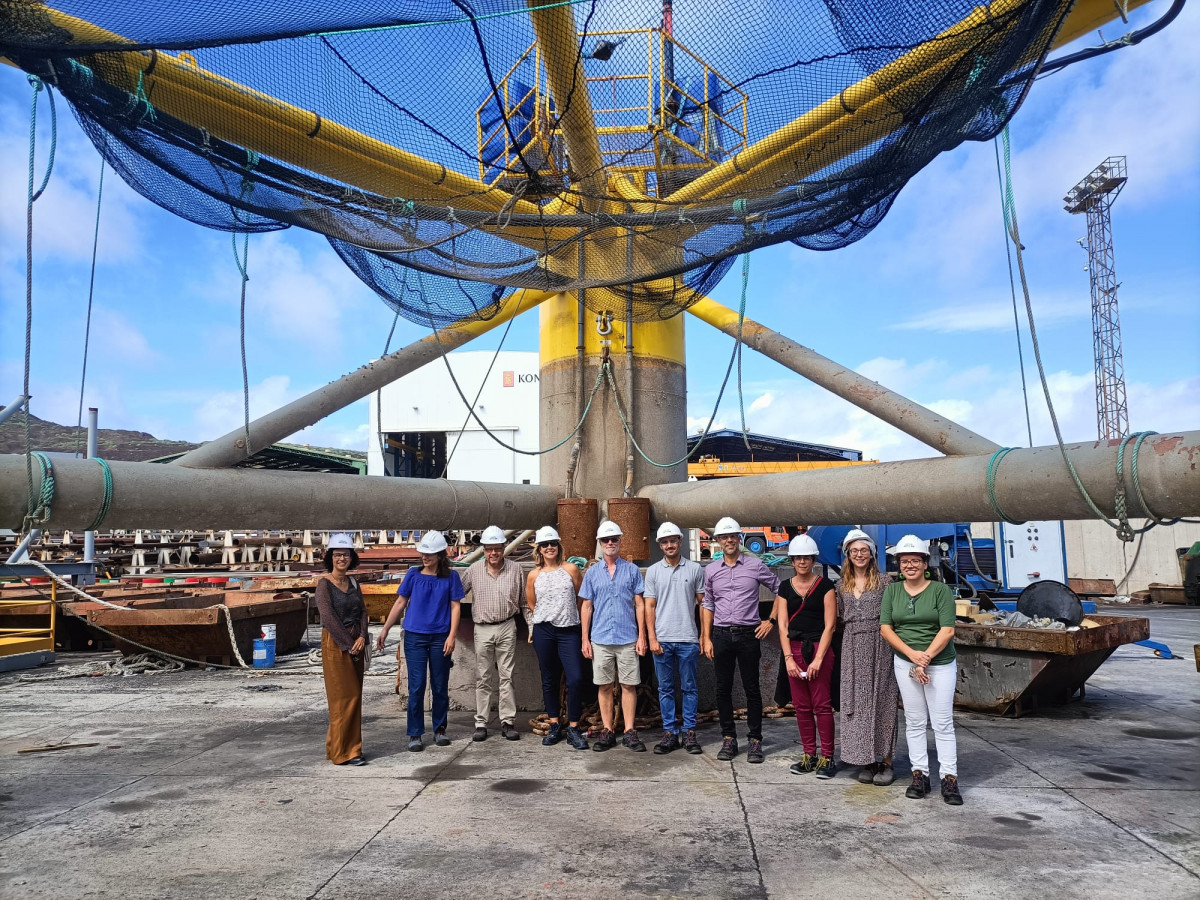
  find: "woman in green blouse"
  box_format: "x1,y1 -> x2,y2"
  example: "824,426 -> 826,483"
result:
879,534 -> 962,806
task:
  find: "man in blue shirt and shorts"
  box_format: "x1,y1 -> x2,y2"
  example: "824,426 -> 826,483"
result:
579,520 -> 647,752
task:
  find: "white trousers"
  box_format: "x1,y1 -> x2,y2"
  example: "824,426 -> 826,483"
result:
893,656 -> 958,779
474,618 -> 518,727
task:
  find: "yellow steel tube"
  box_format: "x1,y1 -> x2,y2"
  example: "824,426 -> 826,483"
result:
37,9 -> 545,222
525,0 -> 606,206
668,0 -> 1152,206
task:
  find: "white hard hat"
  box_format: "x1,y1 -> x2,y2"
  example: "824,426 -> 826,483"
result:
887,534 -> 930,557
841,528 -> 876,555
534,525 -> 560,545
597,520 -> 623,540
656,522 -> 683,541
712,516 -> 741,537
327,533 -> 355,550
480,526 -> 506,546
787,534 -> 820,557
416,531 -> 449,554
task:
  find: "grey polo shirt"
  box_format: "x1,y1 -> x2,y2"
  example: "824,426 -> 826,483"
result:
643,556 -> 705,643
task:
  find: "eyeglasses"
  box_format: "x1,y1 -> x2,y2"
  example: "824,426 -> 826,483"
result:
330,551 -> 352,558
847,548 -> 872,556
599,536 -> 621,544
537,541 -> 560,549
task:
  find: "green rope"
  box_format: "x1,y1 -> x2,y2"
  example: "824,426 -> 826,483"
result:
567,556 -> 589,569
418,272 -> 605,457
85,458 -> 114,532
23,76 -> 56,537
984,447 -> 1020,525
994,125 -> 1172,542
1115,431 -> 1196,532
232,156 -> 256,456
23,451 -> 55,531
733,198 -> 753,452
606,230 -> 754,470
74,154 -> 106,457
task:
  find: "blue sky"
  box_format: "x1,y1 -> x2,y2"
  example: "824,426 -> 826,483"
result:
1,1 -> 1197,463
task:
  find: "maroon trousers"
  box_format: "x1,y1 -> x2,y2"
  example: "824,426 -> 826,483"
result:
788,647 -> 835,757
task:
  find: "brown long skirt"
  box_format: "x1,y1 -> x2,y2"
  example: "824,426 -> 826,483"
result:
322,630 -> 365,764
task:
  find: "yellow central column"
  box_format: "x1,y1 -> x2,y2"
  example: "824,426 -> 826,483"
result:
538,290 -> 687,502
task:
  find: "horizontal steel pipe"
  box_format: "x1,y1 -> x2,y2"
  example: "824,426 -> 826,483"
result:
640,432 -> 1200,527
0,455 -> 561,532
174,287 -> 555,469
686,295 -> 998,456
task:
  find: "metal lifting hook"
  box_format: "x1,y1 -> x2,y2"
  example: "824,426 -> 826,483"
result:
595,311 -> 613,336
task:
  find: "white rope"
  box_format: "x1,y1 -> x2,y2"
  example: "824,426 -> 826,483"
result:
17,652 -> 184,682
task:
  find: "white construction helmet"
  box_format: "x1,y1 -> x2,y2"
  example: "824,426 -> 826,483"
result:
480,526 -> 506,546
787,534 -> 820,557
841,528 -> 876,555
597,520 -> 623,540
416,531 -> 449,554
887,534 -> 930,557
534,525 -> 560,545
327,533 -> 354,550
712,516 -> 741,537
656,521 -> 683,541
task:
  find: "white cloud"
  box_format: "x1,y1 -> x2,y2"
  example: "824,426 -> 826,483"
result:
0,99 -> 143,268
192,374 -> 297,441
702,355 -> 1200,463
890,291 -> 1083,333
204,232 -> 375,344
91,307 -> 159,365
747,391 -> 774,413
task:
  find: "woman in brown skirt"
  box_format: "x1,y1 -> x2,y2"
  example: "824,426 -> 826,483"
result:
315,533 -> 369,766
836,529 -> 899,785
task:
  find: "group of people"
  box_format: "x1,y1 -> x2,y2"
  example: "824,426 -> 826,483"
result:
314,518 -> 963,806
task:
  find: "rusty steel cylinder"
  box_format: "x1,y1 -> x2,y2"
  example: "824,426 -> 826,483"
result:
556,498 -> 599,563
606,497 -> 650,562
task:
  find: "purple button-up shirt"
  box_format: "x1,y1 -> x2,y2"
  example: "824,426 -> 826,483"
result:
702,554 -> 781,627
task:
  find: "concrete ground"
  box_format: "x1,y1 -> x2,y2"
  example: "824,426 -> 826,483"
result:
1,605 -> 1197,900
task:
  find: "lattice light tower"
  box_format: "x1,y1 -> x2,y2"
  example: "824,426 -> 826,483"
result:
1064,156 -> 1129,441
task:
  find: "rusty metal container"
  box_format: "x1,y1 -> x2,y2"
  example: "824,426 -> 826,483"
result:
557,498 -> 599,563
606,497 -> 651,562
952,613 -> 1149,716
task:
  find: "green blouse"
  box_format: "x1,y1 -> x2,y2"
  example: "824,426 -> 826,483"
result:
880,579 -> 956,666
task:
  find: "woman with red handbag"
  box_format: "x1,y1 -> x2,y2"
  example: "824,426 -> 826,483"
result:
774,534 -> 838,779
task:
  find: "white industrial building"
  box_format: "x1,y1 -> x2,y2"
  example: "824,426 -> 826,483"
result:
367,350 -> 540,484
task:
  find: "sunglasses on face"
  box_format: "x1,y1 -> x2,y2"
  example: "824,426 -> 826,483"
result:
599,536 -> 621,544
537,541 -> 560,549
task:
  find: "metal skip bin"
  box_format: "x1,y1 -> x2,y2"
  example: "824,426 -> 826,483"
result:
953,614 -> 1150,717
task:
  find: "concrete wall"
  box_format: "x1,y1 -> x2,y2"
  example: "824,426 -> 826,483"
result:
971,519 -> 1200,593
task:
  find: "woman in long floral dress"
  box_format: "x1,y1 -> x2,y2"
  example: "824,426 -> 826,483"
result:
836,529 -> 899,785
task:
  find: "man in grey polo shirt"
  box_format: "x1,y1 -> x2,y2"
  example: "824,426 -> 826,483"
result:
645,521 -> 706,756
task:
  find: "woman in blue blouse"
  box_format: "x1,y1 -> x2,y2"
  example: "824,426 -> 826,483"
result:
377,531 -> 464,752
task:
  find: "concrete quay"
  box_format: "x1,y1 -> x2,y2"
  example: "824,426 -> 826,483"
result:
1,604 -> 1197,899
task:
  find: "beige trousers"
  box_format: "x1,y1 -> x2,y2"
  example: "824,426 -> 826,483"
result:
473,617 -> 518,727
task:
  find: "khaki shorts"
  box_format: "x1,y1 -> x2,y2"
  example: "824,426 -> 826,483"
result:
592,642 -> 640,685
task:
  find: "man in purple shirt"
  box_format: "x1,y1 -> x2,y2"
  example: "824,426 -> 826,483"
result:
701,516 -> 780,763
